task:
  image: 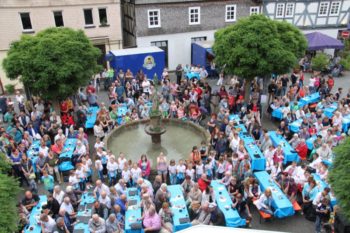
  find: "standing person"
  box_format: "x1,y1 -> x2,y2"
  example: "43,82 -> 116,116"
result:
267,80 -> 277,105
315,198 -> 331,233
156,152 -> 167,183
138,154 -> 151,180
41,170 -> 55,194
175,64 -> 183,85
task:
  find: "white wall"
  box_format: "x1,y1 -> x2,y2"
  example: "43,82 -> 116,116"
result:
136,30 -> 217,70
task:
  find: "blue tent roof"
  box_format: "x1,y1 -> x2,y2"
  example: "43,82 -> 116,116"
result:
305,32 -> 344,50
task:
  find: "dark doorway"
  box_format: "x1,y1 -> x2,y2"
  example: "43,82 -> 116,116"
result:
151,40 -> 168,68
94,44 -> 107,68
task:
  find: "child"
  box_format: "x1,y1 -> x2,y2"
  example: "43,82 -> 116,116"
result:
177,104 -> 185,120
29,173 -> 38,194
168,160 -> 177,185
75,163 -> 87,191
130,162 -> 142,186
185,162 -> 195,181
169,101 -> 178,118
217,72 -> 224,86
107,156 -> 119,186
83,155 -> 93,189
68,170 -> 80,191
205,158 -> 213,180
195,160 -> 204,181
41,170 -> 54,194
199,141 -> 208,162
95,159 -> 104,181
122,164 -> 132,187
94,137 -> 105,152
176,159 -> 186,184
216,156 -> 226,179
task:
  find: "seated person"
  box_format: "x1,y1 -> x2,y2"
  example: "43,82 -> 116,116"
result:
154,184 -> 171,212
197,174 -> 210,192
209,204 -> 225,226
106,213 -> 123,233
22,190 -> 39,212
142,206 -> 162,233
220,171 -> 232,187
92,201 -> 109,220
186,183 -> 202,209
228,176 -> 240,198
181,176 -> 195,198
254,188 -> 274,216
158,202 -> 173,233
302,178 -> 318,219
191,203 -> 211,225
232,193 -> 252,226
88,214 -> 106,233
188,104 -> 201,122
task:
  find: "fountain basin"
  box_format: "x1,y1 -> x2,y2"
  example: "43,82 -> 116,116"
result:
105,119 -> 210,167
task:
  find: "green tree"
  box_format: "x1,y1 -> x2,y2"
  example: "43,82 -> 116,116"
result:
0,153 -> 21,232
213,14 -> 307,100
2,27 -> 101,100
329,138 -> 350,220
311,53 -> 329,71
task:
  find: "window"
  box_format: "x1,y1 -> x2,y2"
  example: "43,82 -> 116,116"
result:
250,6 -> 260,15
330,1 -> 341,16
148,9 -> 160,28
189,7 -> 200,25
151,40 -> 168,67
285,3 -> 295,17
98,8 -> 108,25
83,9 -> 94,25
318,2 -> 329,16
276,3 -> 285,18
20,13 -> 33,30
191,37 -> 207,42
225,5 -> 236,22
53,11 -> 64,27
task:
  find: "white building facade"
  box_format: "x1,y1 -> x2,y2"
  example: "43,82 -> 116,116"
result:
0,0 -> 123,88
262,0 -> 350,39
122,0 -> 262,70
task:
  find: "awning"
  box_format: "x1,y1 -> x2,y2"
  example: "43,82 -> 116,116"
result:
206,48 -> 215,56
305,32 -> 344,50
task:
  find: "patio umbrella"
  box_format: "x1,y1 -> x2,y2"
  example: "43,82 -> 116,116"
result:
305,32 -> 344,50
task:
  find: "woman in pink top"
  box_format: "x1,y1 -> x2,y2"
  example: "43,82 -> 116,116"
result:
143,206 -> 162,233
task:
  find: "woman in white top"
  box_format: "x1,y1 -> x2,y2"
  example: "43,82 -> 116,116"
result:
118,153 -> 127,179
130,162 -> 142,185
142,77 -> 151,96
93,120 -> 105,140
254,188 -> 274,215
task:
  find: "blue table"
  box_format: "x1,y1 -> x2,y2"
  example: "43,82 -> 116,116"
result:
168,185 -> 192,232
80,192 -> 95,206
228,114 -> 240,122
117,104 -> 129,117
320,103 -> 338,118
311,174 -> 337,207
74,222 -> 90,232
272,108 -> 283,120
342,115 -> 350,133
254,171 -> 295,218
306,135 -> 317,150
298,92 -> 320,108
268,131 -> 300,164
239,132 -> 266,171
85,106 -> 99,129
211,180 -> 246,227
59,138 -> 77,159
185,72 -> 200,80
27,140 -> 41,160
289,114 -> 311,133
125,188 -> 142,233
24,195 -> 47,233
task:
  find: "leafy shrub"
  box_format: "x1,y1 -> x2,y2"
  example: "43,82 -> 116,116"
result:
311,53 -> 329,71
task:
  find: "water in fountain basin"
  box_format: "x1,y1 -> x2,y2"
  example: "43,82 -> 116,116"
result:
108,124 -> 205,168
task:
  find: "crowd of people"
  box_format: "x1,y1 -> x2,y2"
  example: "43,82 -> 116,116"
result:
0,63 -> 347,233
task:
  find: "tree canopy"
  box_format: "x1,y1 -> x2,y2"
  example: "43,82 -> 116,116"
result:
329,138 -> 350,220
0,153 -> 21,232
213,14 -> 307,80
2,27 -> 101,100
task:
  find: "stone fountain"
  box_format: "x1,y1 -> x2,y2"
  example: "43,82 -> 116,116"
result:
144,74 -> 166,144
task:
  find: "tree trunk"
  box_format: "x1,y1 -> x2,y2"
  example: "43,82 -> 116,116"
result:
244,78 -> 252,103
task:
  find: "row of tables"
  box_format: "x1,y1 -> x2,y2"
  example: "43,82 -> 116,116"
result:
268,131 -> 300,164
211,181 -> 247,226
254,171 -> 295,218
229,115 -> 265,171
272,92 -> 320,120
125,188 -> 142,233
24,195 -> 47,233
